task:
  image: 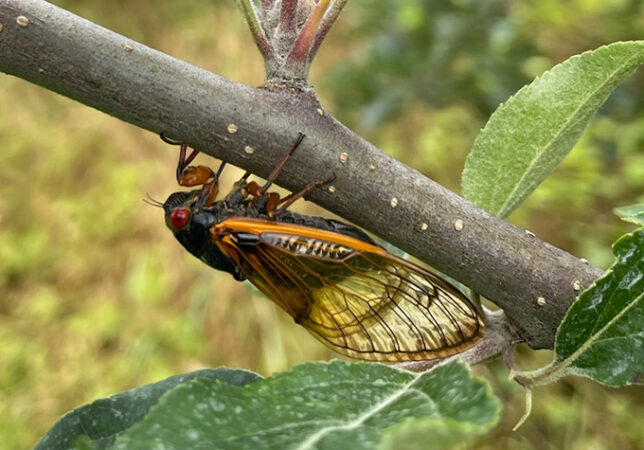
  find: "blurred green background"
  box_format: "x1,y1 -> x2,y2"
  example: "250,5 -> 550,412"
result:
1,0 -> 643,448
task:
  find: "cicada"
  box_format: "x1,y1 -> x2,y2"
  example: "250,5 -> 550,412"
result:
160,134 -> 484,362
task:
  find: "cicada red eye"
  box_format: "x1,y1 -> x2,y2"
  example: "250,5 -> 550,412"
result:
170,207 -> 191,229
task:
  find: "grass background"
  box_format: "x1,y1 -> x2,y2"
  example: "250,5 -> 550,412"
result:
1,1 -> 643,448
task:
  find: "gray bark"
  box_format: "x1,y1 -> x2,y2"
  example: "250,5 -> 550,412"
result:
0,0 -> 604,349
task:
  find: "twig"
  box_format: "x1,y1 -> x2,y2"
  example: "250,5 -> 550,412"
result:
236,0 -> 275,59
280,0 -> 298,36
287,0 -> 331,63
261,0 -> 277,12
0,0 -> 604,349
308,0 -> 348,62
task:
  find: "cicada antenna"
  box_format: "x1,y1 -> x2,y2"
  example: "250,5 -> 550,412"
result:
143,193 -> 164,208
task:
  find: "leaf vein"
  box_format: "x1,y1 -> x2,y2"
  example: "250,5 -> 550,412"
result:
495,53 -> 642,216
558,290 -> 644,370
293,373 -> 431,450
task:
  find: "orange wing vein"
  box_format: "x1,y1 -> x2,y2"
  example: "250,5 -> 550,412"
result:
212,218 -> 484,362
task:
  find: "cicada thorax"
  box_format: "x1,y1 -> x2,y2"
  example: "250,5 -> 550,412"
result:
215,215 -> 370,296
163,175 -> 371,283
161,133 -> 484,362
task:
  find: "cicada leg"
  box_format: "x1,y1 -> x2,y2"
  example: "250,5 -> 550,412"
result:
160,133 -> 226,207
245,133 -> 305,198
270,175 -> 336,218
241,134 -> 335,219
160,134 -> 200,183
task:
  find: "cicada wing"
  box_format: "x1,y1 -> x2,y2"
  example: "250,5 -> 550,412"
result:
214,219 -> 483,362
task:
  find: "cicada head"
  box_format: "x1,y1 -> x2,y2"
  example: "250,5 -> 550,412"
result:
164,191 -> 198,229
163,191 -> 242,279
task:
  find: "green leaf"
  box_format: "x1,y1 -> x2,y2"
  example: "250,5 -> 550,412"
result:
111,360 -> 499,450
552,227 -> 644,386
462,41 -> 644,217
516,228 -> 644,388
36,368 -> 261,450
615,204 -> 644,226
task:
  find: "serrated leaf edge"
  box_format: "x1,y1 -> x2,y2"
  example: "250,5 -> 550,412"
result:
114,361 -> 497,450
495,49 -> 642,217
295,360 -> 499,449
463,41 -> 644,217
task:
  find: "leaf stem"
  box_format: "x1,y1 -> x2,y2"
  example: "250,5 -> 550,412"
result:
514,288 -> 644,387
280,0 -> 299,36
287,0 -> 331,63
236,0 -> 275,58
512,360 -> 564,387
512,387 -> 532,431
261,0 -> 276,11
308,0 -> 348,62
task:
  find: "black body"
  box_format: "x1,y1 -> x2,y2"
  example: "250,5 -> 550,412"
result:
163,181 -> 376,281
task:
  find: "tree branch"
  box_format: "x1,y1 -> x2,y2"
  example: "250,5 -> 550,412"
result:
0,0 -> 604,349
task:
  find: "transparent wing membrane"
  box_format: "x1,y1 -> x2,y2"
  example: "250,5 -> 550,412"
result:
215,219 -> 483,362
